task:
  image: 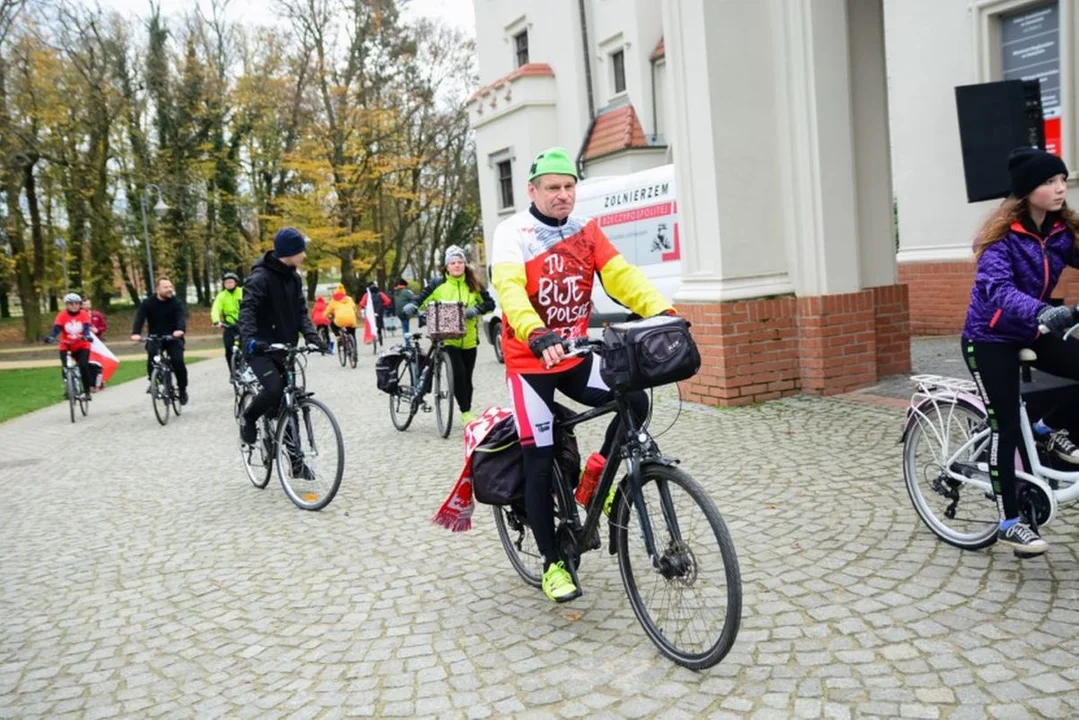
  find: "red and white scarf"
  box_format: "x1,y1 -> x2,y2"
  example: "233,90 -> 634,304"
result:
431,405 -> 515,532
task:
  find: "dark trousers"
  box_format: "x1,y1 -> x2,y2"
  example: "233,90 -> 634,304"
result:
962,334 -> 1079,520
59,349 -> 93,392
443,346 -> 477,412
244,355 -> 285,423
146,338 -> 188,391
222,325 -> 239,373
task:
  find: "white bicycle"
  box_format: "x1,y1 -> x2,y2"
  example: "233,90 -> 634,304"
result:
902,327 -> 1079,552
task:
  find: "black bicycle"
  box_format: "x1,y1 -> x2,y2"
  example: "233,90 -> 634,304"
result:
337,328 -> 358,369
493,339 -> 742,670
62,350 -> 90,423
237,343 -> 344,511
387,321 -> 454,438
143,335 -> 183,426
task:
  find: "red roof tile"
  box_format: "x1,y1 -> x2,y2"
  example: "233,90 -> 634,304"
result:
468,63 -> 555,103
651,37 -> 665,61
582,104 -> 650,160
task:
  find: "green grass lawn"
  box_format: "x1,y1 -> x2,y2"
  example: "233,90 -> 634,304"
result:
0,356 -> 206,423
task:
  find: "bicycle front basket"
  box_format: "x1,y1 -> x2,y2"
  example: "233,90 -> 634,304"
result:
427,301 -> 466,341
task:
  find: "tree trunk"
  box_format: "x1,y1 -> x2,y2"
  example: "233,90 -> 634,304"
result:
306,269 -> 319,302
0,290 -> 9,318
48,292 -> 58,313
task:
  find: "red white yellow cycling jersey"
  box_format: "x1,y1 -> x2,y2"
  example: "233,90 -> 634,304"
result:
491,208 -> 671,374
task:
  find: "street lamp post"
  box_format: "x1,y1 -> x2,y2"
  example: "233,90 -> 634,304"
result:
139,184 -> 169,291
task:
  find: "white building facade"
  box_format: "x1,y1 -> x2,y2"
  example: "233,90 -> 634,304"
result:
464,0 -> 1077,404
887,0 -> 1079,334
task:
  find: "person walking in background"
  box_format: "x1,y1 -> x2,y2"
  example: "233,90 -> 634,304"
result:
84,298 -> 108,340
311,295 -> 332,351
392,278 -> 416,341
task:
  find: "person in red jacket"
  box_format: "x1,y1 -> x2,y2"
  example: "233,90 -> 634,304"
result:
44,292 -> 94,397
311,296 -> 331,347
84,298 -> 108,339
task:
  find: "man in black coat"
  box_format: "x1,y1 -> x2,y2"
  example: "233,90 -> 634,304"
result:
131,277 -> 189,404
238,227 -> 326,450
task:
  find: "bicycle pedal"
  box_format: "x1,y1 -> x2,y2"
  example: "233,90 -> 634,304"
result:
422,404 -> 432,413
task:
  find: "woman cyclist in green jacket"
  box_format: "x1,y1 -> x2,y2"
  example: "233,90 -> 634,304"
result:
405,246 -> 495,424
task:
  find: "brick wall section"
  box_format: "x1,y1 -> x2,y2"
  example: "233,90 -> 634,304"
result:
679,283 -> 911,406
900,261 -> 1079,336
679,298 -> 800,407
898,261 -> 973,335
873,284 -> 912,376
796,291 -> 877,395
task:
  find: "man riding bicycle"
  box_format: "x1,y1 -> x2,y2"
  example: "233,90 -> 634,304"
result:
491,147 -> 676,603
44,292 -> 95,398
211,271 -> 244,376
237,227 -> 327,476
131,277 -> 189,405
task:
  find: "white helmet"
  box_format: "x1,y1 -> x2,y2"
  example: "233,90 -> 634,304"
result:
63,293 -> 82,304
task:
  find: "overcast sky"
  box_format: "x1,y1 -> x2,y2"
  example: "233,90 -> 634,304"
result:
82,0 -> 477,36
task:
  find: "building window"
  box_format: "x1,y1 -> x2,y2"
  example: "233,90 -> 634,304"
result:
497,160 -> 514,209
999,2 -> 1062,156
514,31 -> 529,67
612,49 -> 626,94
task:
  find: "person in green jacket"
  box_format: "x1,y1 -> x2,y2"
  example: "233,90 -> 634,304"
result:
211,271 -> 244,376
405,246 -> 495,424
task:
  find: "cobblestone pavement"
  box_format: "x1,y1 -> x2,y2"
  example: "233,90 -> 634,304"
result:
3,340 -> 1079,719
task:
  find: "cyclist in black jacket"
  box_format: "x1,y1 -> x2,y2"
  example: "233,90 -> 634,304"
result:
131,277 -> 189,405
238,227 -> 326,449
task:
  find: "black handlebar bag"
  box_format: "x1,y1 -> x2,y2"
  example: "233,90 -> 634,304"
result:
599,316 -> 701,392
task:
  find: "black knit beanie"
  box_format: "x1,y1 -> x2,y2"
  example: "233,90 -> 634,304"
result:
273,227 -> 307,258
1008,147 -> 1069,199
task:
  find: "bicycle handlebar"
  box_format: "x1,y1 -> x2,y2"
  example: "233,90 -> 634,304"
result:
561,337 -> 606,359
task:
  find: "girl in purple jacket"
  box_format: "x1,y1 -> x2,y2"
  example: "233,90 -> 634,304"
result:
962,147 -> 1077,556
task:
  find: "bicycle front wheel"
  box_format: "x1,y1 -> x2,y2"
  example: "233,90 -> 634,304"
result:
337,336 -> 347,367
349,336 -> 359,368
434,352 -> 454,438
614,462 -> 742,670
903,398 -> 998,550
389,359 -> 417,432
66,372 -> 77,424
492,505 -> 542,588
275,397 -> 345,511
78,379 -> 89,416
151,367 -> 170,426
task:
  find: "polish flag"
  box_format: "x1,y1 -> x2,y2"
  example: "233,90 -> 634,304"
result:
363,288 -> 377,345
88,334 -> 119,383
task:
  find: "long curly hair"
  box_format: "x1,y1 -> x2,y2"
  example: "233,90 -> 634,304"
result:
974,198 -> 1079,259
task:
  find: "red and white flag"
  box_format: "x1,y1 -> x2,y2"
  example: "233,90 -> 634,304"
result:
88,334 -> 119,383
363,288 -> 377,345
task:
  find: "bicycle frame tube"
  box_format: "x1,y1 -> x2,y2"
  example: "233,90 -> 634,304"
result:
567,397 -> 666,563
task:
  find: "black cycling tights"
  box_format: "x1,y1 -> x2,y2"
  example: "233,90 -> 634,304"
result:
962,334 -> 1079,520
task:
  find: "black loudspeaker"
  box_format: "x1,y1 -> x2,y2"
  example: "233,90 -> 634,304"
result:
955,79 -> 1045,203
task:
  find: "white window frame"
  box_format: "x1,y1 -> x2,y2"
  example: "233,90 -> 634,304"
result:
489,148 -> 517,214
597,32 -> 630,102
972,0 -> 1077,182
504,15 -> 532,70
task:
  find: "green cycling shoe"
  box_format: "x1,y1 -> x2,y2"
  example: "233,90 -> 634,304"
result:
542,561 -> 582,603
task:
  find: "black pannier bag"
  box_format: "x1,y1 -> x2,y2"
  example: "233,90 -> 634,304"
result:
472,404 -> 581,507
600,315 -> 701,392
375,347 -> 406,394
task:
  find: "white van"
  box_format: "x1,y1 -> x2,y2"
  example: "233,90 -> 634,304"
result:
483,163 -> 681,363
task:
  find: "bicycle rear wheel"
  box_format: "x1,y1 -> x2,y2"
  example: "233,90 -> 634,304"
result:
275,397 -> 345,511
903,398 -> 998,550
614,462 -> 742,670
238,391 -> 272,489
493,505 -> 543,588
389,359 -> 417,431
434,352 -> 454,438
151,367 -> 170,426
349,335 -> 358,368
